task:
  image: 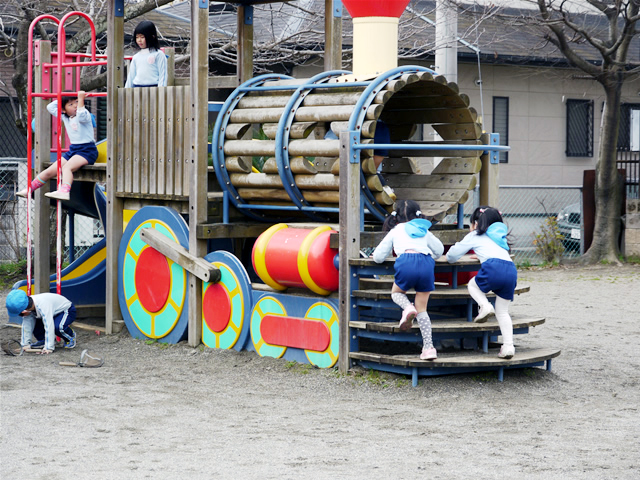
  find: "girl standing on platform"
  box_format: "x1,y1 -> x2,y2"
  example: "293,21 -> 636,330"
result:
125,20 -> 167,88
446,206 -> 517,359
372,200 -> 444,360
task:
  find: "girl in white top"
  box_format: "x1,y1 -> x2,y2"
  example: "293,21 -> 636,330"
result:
125,21 -> 167,88
372,200 -> 444,360
446,206 -> 517,359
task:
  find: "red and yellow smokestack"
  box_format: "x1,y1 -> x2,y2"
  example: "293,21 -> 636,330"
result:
342,0 -> 411,76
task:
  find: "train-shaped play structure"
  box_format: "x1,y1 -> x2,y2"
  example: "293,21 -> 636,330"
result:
14,0 -> 560,384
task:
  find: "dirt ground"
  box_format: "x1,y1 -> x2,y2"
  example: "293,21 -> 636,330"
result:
1,264 -> 639,479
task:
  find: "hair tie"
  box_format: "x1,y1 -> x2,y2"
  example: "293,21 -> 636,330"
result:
391,211 -> 397,216
416,210 -> 422,216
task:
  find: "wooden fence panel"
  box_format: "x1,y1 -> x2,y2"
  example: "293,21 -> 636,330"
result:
132,87 -> 142,193
157,88 -> 167,195
116,86 -> 191,197
148,88 -> 158,195
174,86 -> 185,196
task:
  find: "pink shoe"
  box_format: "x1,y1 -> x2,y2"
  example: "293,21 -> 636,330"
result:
420,347 -> 437,360
399,305 -> 417,331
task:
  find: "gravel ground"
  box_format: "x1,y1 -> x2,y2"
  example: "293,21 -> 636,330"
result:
1,264 -> 639,479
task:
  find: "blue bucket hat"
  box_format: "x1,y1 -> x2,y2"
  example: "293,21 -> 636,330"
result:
6,290 -> 29,315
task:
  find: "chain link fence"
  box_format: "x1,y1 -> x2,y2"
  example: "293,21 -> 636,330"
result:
446,186 -> 583,265
0,158 -> 103,264
1,156 -> 583,267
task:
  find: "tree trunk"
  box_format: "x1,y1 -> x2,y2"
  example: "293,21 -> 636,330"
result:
582,78 -> 623,264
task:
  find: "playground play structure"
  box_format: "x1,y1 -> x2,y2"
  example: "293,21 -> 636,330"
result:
13,0 -> 560,384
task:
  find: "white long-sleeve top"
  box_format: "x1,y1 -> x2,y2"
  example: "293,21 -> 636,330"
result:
446,230 -> 513,264
21,293 -> 73,351
47,102 -> 95,145
372,222 -> 444,264
125,48 -> 168,88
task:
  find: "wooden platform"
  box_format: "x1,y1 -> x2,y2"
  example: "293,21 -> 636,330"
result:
350,347 -> 561,385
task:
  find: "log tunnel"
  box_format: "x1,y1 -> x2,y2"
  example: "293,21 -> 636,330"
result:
211,66 -> 483,224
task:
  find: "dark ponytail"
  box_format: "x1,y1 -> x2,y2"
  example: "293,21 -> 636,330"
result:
383,199 -> 422,231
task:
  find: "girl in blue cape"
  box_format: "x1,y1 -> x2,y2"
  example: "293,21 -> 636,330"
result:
372,200 -> 444,360
446,206 -> 517,359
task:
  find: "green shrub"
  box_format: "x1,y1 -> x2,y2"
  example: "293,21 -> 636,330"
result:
533,216 -> 565,264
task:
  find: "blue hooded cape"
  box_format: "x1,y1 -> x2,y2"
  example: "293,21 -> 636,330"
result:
404,218 -> 432,238
486,222 -> 509,250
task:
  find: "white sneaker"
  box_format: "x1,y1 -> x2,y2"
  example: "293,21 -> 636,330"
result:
498,344 -> 515,359
45,190 -> 70,201
474,304 -> 495,323
15,189 -> 28,198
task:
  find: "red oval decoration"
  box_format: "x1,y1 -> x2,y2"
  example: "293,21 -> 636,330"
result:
135,247 -> 171,313
203,283 -> 231,333
260,315 -> 331,352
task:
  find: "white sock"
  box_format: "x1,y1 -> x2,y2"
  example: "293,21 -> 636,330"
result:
495,296 -> 513,346
468,277 -> 492,311
416,311 -> 433,349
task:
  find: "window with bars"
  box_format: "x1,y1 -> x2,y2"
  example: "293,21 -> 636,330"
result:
0,98 -> 27,158
566,99 -> 593,157
617,103 -> 640,152
492,96 -> 509,163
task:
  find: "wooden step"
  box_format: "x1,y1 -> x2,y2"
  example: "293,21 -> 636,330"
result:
351,347 -> 560,368
352,285 -> 530,301
350,316 -> 545,334
349,254 -> 481,267
350,347 -> 561,385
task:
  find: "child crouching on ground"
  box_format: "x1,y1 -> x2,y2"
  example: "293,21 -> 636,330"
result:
5,290 -> 77,354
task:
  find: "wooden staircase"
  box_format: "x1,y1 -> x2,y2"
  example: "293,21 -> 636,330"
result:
347,255 -> 561,385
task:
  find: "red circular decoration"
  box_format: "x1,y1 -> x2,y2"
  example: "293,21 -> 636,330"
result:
135,247 -> 171,313
203,283 -> 231,333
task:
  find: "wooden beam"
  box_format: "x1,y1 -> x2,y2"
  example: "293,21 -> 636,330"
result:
479,133 -> 499,206
237,5 -> 254,84
324,0 -> 342,71
141,229 -> 219,283
106,0 -> 125,335
189,0 -> 210,347
338,131 -> 360,373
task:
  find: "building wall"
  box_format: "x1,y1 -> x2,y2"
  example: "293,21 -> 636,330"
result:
457,62 -> 640,187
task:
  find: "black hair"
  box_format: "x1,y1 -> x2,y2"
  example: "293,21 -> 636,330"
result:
60,96 -> 76,111
26,296 -> 34,310
470,206 -> 503,235
133,20 -> 160,50
382,199 -> 422,232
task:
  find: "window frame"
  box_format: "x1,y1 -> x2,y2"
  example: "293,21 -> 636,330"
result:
566,98 -> 594,157
492,96 -> 509,164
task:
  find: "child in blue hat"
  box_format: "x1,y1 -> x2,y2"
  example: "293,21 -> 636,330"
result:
446,206 -> 517,359
5,290 -> 77,354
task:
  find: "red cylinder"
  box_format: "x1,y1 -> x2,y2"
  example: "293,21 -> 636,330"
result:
252,224 -> 339,295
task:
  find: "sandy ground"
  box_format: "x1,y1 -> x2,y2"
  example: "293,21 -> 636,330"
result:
1,264 -> 639,479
